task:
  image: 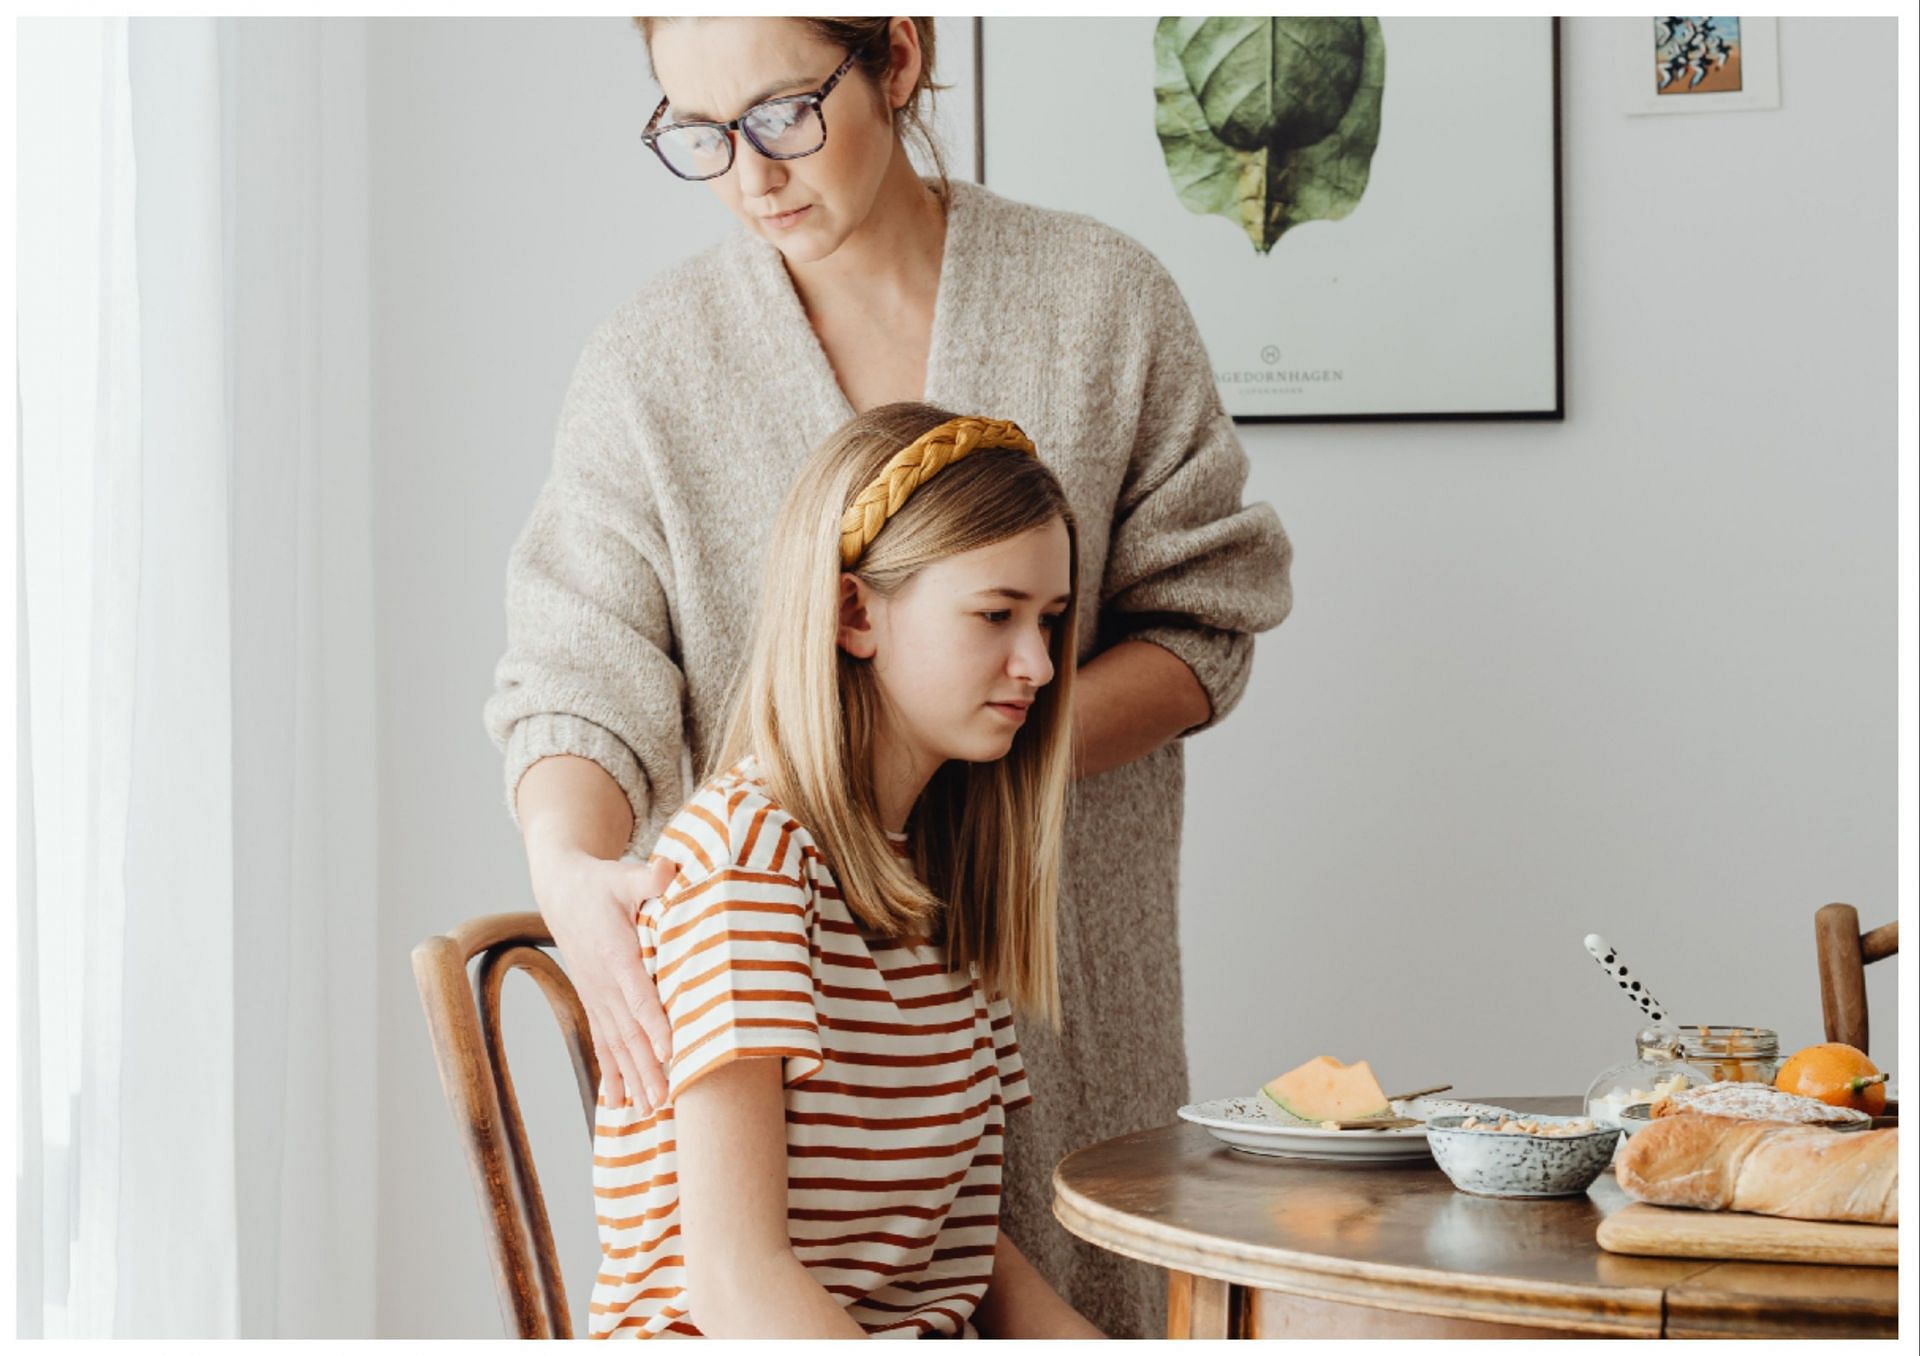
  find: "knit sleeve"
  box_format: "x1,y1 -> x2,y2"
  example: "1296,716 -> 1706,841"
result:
483,319 -> 687,855
1099,249 -> 1294,735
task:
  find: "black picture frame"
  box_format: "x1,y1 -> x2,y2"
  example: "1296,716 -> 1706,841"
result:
974,17 -> 1566,425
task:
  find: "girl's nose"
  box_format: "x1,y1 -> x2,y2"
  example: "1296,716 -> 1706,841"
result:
1008,624 -> 1054,689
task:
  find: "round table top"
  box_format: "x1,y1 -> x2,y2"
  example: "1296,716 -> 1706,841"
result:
1051,1095 -> 1897,1339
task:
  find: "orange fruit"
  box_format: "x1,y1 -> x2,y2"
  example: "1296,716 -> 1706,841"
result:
1775,1042 -> 1888,1115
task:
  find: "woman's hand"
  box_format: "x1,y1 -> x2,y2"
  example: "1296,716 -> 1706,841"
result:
533,848 -> 680,1112
516,753 -> 681,1112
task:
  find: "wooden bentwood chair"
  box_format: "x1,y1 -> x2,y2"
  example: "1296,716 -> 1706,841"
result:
1813,902 -> 1898,1059
413,912 -> 598,1338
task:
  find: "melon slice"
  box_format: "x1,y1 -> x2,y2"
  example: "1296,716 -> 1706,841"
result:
1261,1056 -> 1390,1123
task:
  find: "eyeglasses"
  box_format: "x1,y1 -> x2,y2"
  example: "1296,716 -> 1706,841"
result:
643,49 -> 860,182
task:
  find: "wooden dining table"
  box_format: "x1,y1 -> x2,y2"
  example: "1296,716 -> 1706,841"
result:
1051,1096 -> 1897,1339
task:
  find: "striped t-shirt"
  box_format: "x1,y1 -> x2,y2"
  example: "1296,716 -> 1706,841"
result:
587,754 -> 1034,1339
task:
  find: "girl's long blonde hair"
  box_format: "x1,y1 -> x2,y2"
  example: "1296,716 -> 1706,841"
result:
706,402 -> 1077,1025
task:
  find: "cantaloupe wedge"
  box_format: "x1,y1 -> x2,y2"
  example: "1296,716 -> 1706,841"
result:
1261,1056 -> 1391,1123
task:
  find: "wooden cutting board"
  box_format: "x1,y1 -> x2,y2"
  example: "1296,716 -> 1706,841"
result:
1598,1202 -> 1896,1267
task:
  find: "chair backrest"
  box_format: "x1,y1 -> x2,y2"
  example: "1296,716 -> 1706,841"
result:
1813,902 -> 1898,1057
413,912 -> 598,1339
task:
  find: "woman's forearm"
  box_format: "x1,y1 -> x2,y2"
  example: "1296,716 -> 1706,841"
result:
514,751 -> 677,1108
515,753 -> 634,871
1071,639 -> 1212,779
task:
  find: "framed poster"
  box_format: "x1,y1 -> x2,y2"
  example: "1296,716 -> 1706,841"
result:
976,17 -> 1564,423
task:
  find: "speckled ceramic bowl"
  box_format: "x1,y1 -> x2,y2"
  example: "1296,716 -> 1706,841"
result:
1424,1114 -> 1621,1198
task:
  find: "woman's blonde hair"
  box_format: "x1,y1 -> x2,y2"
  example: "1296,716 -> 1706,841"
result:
706,402 -> 1076,1025
632,16 -> 950,196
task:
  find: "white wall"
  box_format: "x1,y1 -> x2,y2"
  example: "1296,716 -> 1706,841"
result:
365,17 -> 1900,1337
1180,14 -> 1899,1108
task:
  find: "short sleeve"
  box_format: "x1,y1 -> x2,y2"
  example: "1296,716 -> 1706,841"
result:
986,991 -> 1034,1113
642,795 -> 824,1103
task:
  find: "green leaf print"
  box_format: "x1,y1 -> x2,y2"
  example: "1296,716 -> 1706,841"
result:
1153,17 -> 1386,255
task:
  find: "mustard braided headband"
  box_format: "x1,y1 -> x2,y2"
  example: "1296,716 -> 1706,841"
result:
838,416 -> 1037,568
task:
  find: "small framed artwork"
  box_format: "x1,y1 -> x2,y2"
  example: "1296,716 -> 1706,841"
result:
1618,17 -> 1782,115
975,17 -> 1564,423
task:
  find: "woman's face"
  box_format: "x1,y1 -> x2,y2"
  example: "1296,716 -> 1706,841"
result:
843,519 -> 1073,770
648,18 -> 914,265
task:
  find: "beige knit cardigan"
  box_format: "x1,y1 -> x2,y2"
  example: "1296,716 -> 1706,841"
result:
485,178 -> 1293,1338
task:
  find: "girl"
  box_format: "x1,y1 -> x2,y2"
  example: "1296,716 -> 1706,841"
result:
588,404 -> 1102,1340
490,17 -> 1293,1335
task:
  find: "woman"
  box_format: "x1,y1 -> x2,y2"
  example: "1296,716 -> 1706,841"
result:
485,16 -> 1292,1338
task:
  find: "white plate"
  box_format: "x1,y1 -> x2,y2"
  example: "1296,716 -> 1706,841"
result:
1177,1095 -> 1518,1162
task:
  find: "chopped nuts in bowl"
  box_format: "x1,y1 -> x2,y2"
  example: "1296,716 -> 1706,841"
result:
1456,1115 -> 1603,1137
1424,1113 -> 1620,1198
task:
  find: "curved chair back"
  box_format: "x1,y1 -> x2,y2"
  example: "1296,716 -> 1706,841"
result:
412,913 -> 598,1338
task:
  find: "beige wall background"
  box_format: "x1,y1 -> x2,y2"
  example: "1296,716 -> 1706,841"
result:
365,17 -> 1900,1336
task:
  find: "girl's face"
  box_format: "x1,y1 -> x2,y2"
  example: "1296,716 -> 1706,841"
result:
647,18 -> 914,266
840,520 -> 1073,770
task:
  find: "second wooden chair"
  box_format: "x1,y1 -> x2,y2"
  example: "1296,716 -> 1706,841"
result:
1813,901 -> 1897,1058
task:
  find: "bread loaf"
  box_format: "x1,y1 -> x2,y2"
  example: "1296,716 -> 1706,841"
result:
1649,1082 -> 1870,1128
1615,1113 -> 1896,1225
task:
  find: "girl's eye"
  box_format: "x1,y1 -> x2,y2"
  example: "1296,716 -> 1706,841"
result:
979,610 -> 1065,628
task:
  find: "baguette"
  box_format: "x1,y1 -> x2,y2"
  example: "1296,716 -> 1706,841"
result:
1649,1081 -> 1870,1128
1615,1113 -> 1896,1225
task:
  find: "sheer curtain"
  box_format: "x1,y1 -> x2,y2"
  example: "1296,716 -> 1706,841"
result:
15,17 -> 376,1338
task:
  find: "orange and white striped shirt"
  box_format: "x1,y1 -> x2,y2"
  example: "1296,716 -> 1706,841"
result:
588,755 -> 1033,1340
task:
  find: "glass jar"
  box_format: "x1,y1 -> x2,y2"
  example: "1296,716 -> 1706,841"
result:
1584,1026 -> 1713,1127
1677,1024 -> 1780,1084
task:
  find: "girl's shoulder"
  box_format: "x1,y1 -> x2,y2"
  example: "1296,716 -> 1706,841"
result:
647,754 -> 815,892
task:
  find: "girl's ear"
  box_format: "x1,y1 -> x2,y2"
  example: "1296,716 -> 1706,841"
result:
837,574 -> 879,659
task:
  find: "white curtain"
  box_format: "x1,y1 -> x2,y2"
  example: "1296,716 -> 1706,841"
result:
15,17 -> 376,1338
